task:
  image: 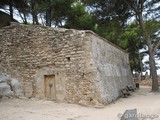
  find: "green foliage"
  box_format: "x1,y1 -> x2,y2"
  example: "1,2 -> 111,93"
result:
119,22 -> 144,72
65,2 -> 95,30
94,20 -> 123,45
119,20 -> 160,72
38,0 -> 75,26
145,20 -> 160,35
82,0 -> 132,24
120,23 -> 143,49
145,20 -> 160,44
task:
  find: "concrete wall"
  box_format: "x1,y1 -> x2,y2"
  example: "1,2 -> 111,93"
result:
89,34 -> 134,104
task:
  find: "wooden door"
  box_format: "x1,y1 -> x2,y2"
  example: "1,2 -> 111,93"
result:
44,75 -> 56,100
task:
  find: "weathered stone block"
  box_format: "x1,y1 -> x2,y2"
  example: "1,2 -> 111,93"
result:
11,79 -> 23,96
0,83 -> 12,96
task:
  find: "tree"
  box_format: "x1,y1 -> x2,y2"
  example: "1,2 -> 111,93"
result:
0,0 -> 29,23
0,0 -> 15,21
0,0 -> 76,26
14,0 -> 29,24
120,23 -> 144,75
65,2 -> 96,30
82,0 -> 132,25
122,0 -> 160,91
82,0 -> 160,91
139,20 -> 160,79
81,0 -> 134,45
37,0 -> 75,27
94,19 -> 124,45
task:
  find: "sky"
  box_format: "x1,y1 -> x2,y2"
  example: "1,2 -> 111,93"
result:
142,55 -> 160,75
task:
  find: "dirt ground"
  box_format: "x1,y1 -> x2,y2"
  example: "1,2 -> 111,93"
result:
139,76 -> 160,86
0,86 -> 160,120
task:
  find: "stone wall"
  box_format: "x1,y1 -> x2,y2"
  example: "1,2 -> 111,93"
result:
0,23 -> 134,105
0,11 -> 18,28
89,34 -> 134,104
0,23 -> 96,104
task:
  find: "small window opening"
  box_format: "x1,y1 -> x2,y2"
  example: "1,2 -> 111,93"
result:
82,73 -> 85,78
67,57 -> 71,61
89,98 -> 93,101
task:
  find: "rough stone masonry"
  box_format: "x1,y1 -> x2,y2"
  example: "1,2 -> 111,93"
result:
0,23 -> 134,105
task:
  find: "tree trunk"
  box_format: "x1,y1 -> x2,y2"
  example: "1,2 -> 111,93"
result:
46,8 -> 51,26
40,14 -> 45,26
9,0 -> 14,21
18,11 -> 28,24
148,44 -> 159,91
23,13 -> 28,24
35,14 -> 39,25
31,2 -> 35,24
31,2 -> 39,25
137,12 -> 159,91
32,10 -> 38,24
138,48 -> 143,80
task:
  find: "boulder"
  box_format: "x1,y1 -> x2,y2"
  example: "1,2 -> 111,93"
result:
0,73 -> 24,98
11,79 -> 23,96
0,83 -> 12,96
0,74 -> 11,83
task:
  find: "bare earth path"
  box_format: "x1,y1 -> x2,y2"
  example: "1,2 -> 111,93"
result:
0,86 -> 160,120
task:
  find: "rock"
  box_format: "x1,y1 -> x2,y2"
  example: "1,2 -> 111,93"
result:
0,83 -> 12,96
0,73 -> 24,98
121,109 -> 138,120
78,98 -> 104,108
78,100 -> 88,106
11,79 -> 23,96
0,73 -> 11,83
91,99 -> 104,108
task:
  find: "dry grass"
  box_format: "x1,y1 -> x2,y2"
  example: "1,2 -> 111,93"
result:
139,76 -> 160,86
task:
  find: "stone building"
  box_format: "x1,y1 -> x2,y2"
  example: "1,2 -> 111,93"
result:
0,11 -> 18,28
0,23 -> 134,105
